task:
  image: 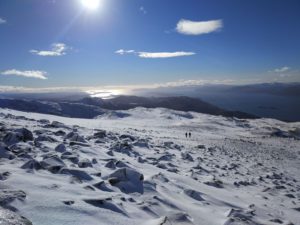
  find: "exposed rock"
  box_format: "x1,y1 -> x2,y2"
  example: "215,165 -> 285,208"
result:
62,200 -> 75,206
61,152 -> 79,164
0,144 -> 15,160
83,198 -> 126,215
0,172 -> 10,181
105,160 -> 116,169
38,119 -> 50,124
115,160 -> 129,168
0,207 -> 32,225
93,130 -> 106,139
14,128 -> 34,142
204,179 -> 224,188
54,130 -> 66,136
69,141 -> 90,147
8,143 -> 32,159
184,189 -> 205,201
78,159 -> 92,168
0,189 -> 26,206
50,121 -> 69,129
21,159 -> 42,170
35,135 -> 57,143
181,152 -> 194,161
93,181 -> 113,192
59,168 -> 93,181
65,132 -> 86,143
119,134 -> 135,141
106,150 -> 114,156
40,156 -> 66,173
3,132 -> 23,146
55,143 -> 66,153
196,145 -> 206,149
269,218 -> 283,224
108,168 -> 144,194
91,158 -> 97,164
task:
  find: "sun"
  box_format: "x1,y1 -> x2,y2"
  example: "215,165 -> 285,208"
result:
81,0 -> 101,10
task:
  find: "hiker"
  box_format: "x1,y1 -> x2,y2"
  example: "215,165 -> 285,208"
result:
185,132 -> 188,138
189,132 -> 191,138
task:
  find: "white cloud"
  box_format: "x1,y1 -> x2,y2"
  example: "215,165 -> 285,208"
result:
115,49 -> 135,55
0,17 -> 6,24
158,79 -> 236,87
1,69 -> 48,80
140,6 -> 147,14
176,19 -> 223,35
115,49 -> 195,58
30,43 -> 69,56
138,51 -> 195,58
273,66 -> 290,73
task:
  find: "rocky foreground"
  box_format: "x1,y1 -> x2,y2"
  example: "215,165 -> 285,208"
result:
0,108 -> 299,225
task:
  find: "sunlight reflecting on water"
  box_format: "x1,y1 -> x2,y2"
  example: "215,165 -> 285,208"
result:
85,89 -> 124,99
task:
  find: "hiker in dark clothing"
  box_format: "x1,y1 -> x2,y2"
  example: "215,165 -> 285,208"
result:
185,132 -> 188,138
189,132 -> 191,138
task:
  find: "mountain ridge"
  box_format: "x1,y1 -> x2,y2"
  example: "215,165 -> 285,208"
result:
0,95 -> 258,119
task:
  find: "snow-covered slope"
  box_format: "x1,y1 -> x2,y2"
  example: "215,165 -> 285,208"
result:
0,108 -> 299,225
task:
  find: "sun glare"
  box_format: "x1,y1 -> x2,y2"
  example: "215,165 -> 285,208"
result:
81,0 -> 101,10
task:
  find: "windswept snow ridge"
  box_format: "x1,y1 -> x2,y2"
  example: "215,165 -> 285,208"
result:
0,108 -> 299,225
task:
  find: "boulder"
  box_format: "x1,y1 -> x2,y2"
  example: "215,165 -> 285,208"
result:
55,143 -> 66,153
65,132 -> 86,143
3,132 -> 23,146
35,135 -> 57,143
108,168 -> 144,194
40,156 -> 66,173
78,159 -> 92,168
14,128 -> 33,142
181,152 -> 194,161
105,160 -> 116,169
0,144 -> 15,160
93,130 -> 106,139
21,159 -> 42,170
59,168 -> 93,181
61,152 -> 79,164
50,121 -> 69,129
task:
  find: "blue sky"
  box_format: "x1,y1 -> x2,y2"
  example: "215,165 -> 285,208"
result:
0,0 -> 300,90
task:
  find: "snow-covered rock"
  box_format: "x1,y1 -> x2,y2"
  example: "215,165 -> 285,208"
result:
0,207 -> 32,225
108,168 -> 144,194
65,132 -> 86,143
78,158 -> 92,168
21,159 -> 42,170
0,143 -> 15,159
40,155 -> 66,173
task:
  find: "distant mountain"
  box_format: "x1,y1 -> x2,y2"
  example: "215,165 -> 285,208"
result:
0,95 -> 258,119
89,96 -> 257,119
0,98 -> 105,118
226,83 -> 300,96
134,82 -> 300,98
132,83 -> 300,121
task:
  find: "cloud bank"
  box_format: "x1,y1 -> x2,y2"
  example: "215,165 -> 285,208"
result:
0,17 -> 6,24
1,69 -> 48,80
30,43 -> 68,56
176,19 -> 223,35
115,49 -> 195,58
